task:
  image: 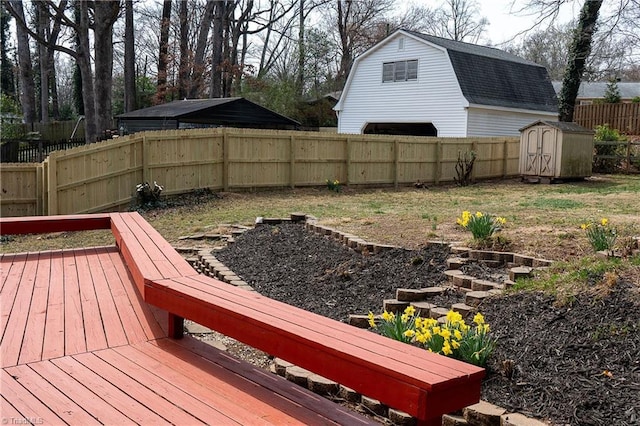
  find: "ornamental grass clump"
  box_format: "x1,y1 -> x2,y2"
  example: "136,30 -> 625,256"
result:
456,211 -> 506,241
581,218 -> 617,253
368,307 -> 496,367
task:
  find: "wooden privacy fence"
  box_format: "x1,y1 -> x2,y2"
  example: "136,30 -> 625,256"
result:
0,128 -> 519,217
574,103 -> 640,134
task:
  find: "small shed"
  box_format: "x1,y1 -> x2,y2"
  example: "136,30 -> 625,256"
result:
519,121 -> 594,181
117,98 -> 300,134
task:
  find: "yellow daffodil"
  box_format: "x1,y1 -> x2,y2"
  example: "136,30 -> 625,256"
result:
382,310 -> 394,322
415,332 -> 427,344
600,218 -> 608,226
475,211 -> 483,218
403,329 -> 416,338
404,306 -> 416,316
442,342 -> 453,355
454,329 -> 462,340
473,312 -> 485,325
496,217 -> 507,225
581,223 -> 589,230
439,329 -> 451,339
367,312 -> 377,328
451,340 -> 460,349
401,313 -> 409,323
446,310 -> 463,324
432,326 -> 441,335
483,324 -> 490,333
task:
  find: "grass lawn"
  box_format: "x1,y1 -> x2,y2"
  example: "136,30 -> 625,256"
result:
3,174 -> 638,261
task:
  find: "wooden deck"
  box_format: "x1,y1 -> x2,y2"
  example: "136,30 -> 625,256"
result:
0,216 -> 376,425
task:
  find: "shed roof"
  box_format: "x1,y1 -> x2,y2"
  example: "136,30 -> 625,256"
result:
519,120 -> 594,133
404,31 -> 558,113
117,98 -> 299,127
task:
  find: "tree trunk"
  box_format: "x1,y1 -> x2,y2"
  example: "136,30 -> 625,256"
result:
93,1 -> 120,136
188,0 -> 215,98
157,0 -> 171,103
297,0 -> 304,96
178,0 -> 188,99
124,0 -> 136,112
76,1 -> 97,143
210,0 -> 225,98
558,0 -> 603,122
37,2 -> 50,122
10,0 -> 36,124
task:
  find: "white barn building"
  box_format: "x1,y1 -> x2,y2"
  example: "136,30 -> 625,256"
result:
335,30 -> 558,137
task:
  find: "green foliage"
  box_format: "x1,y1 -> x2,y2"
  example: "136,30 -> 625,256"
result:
632,96 -> 640,103
581,218 -> 617,253
368,308 -> 496,367
456,211 -> 506,241
594,124 -> 625,173
0,94 -> 24,140
603,79 -> 621,103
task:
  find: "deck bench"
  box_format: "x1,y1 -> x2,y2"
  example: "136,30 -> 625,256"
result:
1,212 -> 484,425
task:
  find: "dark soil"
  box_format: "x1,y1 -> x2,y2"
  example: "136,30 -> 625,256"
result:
214,223 -> 640,426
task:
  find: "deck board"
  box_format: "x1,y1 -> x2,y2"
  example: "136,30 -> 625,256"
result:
42,251 -> 66,361
0,214 -> 383,425
1,252 -> 39,367
18,251 -> 51,365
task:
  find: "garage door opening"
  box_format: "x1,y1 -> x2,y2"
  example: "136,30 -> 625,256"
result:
363,122 -> 438,136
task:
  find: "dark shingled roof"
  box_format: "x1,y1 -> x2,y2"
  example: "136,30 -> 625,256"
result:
404,31 -> 558,113
117,98 -> 299,127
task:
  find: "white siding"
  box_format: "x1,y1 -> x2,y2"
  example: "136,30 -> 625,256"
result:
466,108 -> 558,137
338,34 -> 468,137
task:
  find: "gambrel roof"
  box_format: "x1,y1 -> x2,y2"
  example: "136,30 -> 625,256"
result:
336,30 -> 558,114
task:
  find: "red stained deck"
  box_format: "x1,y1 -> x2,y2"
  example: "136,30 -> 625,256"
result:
0,216 -> 375,425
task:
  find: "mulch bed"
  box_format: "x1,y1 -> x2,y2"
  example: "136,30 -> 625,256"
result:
214,222 -> 640,426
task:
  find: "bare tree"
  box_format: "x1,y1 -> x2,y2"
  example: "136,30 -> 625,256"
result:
124,0 -> 136,112
9,0 -> 36,124
157,0 -> 171,103
426,0 -> 487,43
178,0 -> 188,99
188,0 -> 216,98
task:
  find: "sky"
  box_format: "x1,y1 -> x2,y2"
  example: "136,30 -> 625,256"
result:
449,0 -> 582,46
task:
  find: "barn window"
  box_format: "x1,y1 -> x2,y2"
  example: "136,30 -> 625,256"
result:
382,60 -> 418,82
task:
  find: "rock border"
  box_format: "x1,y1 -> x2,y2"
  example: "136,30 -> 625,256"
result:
177,212 -> 554,426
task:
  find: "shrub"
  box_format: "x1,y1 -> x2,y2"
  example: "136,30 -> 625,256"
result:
136,181 -> 164,207
369,307 -> 496,367
593,124 -> 625,173
456,211 -> 506,241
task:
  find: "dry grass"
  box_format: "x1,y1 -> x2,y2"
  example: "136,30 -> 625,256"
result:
2,175 -> 639,265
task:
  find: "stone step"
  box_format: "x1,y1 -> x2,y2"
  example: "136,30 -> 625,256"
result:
410,301 -> 437,316
383,299 -> 409,313
450,303 -> 475,317
509,266 -> 533,281
446,257 -> 469,269
465,291 -> 490,307
451,274 -> 475,289
471,279 -> 503,292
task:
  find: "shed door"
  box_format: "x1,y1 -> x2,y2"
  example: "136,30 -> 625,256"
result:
538,128 -> 555,176
523,127 -> 555,176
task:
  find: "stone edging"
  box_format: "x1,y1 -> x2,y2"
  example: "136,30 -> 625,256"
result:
177,212 -> 552,426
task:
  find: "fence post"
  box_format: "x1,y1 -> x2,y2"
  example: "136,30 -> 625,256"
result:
222,128 -> 229,191
626,139 -> 631,173
289,134 -> 295,189
47,154 -> 57,215
503,139 -> 509,178
393,139 -> 399,189
36,163 -> 43,215
435,139 -> 442,185
142,134 -> 150,183
471,140 -> 478,182
345,137 -> 351,185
